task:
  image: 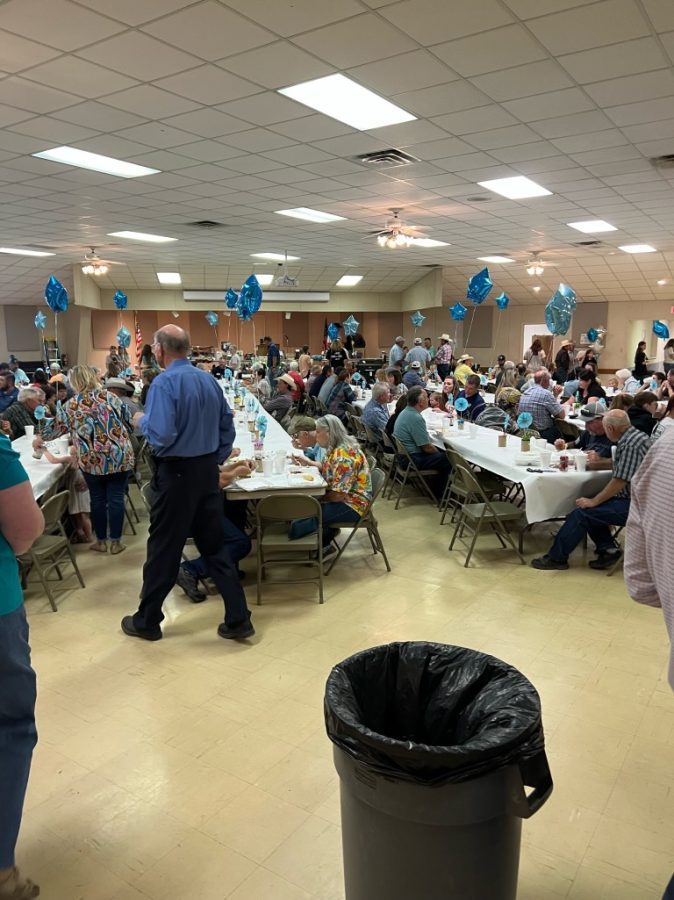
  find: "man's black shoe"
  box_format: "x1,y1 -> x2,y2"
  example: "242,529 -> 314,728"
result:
121,615 -> 162,641
176,567 -> 207,603
588,551 -> 622,570
217,619 -> 255,640
531,555 -> 569,571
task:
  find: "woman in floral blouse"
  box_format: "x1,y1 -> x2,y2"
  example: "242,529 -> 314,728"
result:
290,414 -> 371,550
35,365 -> 135,555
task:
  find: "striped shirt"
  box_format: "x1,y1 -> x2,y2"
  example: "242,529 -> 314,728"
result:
518,385 -> 563,432
612,426 -> 651,498
625,427 -> 674,689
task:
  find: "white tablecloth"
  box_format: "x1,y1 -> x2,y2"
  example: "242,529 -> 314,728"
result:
425,420 -> 611,524
12,435 -> 67,500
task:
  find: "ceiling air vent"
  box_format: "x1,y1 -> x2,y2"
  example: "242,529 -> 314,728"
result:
571,240 -> 603,248
465,195 -> 492,202
354,148 -> 419,168
189,220 -> 225,228
650,154 -> 674,169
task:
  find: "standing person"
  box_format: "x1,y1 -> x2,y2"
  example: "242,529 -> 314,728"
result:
405,337 -> 431,370
35,366 -> 135,555
524,339 -> 546,373
435,334 -> 453,380
328,339 -> 349,370
122,325 -> 253,642
105,346 -> 122,378
633,340 -> 649,380
298,346 -> 312,378
388,336 -> 405,368
139,343 -> 160,377
423,337 -> 436,362
264,336 -> 280,387
8,359 -> 29,388
553,340 -> 574,383
0,435 -> 45,900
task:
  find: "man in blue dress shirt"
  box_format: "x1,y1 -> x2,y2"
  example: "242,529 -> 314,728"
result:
121,325 -> 253,642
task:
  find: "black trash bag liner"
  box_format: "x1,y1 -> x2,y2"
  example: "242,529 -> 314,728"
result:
325,642 -> 545,785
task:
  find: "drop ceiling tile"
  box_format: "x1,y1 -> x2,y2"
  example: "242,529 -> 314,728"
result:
527,0 -> 650,56
606,96 -> 674,127
160,108 -> 251,138
225,0 -> 363,36
552,130 -> 630,153
492,141 -> 562,163
143,1 -> 273,61
557,38 -> 669,84
216,93 -> 309,126
263,145 -> 333,165
101,85 -> 201,120
125,149 -> 209,170
393,81 -> 491,118
177,141 -> 243,163
504,88 -> 596,122
74,0 -> 199,26
464,124 -> 543,150
155,65 -> 259,105
584,70 -> 674,107
0,77 -> 81,113
367,120 -> 449,147
380,0 -> 514,45
219,41 -> 333,90
432,25 -> 546,78
311,133 -> 389,156
531,110 -> 615,140
471,60 -> 573,101
224,129 -> 298,153
0,30 -> 62,72
21,57 -> 139,99
432,151 -> 499,171
269,115 -> 354,143
292,13 -> 416,69
225,156 -> 292,174
621,118 -> 674,142
502,0 -> 590,16
659,33 -> 674,65
8,117 -> 99,144
0,105 -> 34,128
77,32 -> 201,81
641,0 -> 674,32
348,51 -> 456,97
114,122 -> 200,150
0,0 -> 125,51
432,105 -> 519,135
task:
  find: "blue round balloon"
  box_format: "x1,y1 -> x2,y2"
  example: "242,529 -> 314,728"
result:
586,327 -> 598,343
205,311 -> 218,327
45,275 -> 68,313
34,405 -> 47,421
113,290 -> 128,310
517,412 -> 533,429
455,397 -> 469,413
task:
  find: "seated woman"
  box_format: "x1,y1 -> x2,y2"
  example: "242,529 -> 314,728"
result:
326,368 -> 356,421
385,394 -> 409,439
651,395 -> 674,443
290,415 -> 371,550
610,393 -> 633,412
441,375 -> 459,410
628,391 -> 658,435
386,367 -> 407,398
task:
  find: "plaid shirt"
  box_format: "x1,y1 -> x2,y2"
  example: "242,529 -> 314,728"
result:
613,426 -> 651,498
435,342 -> 453,365
518,385 -> 563,431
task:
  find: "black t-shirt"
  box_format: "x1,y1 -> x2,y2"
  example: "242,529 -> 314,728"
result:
329,350 -> 348,369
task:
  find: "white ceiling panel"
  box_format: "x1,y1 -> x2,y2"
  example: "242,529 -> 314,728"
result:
77,31 -> 201,81
292,14 -> 416,69
526,0 -> 651,55
216,93 -> 309,126
222,0 -> 363,37
380,0 -> 514,45
154,65 -> 260,104
219,41 -> 333,90
160,109 -> 251,138
101,85 -> 201,118
557,37 -> 670,84
584,69 -> 674,108
0,0 -> 125,51
502,0 -> 590,17
0,30 -> 62,72
641,0 -> 674,32
73,0 -> 201,27
432,25 -> 546,78
470,60 -> 574,101
0,77 -> 81,114
393,81 -> 491,118
348,51 -> 457,95
21,56 -> 139,98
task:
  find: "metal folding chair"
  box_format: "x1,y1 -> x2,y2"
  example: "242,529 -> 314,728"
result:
391,436 -> 441,508
324,468 -> 391,575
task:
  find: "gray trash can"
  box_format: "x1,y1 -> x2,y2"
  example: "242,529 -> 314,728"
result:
325,642 -> 553,900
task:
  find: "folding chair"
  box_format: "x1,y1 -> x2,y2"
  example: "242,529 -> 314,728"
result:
448,464 -> 527,567
440,447 -> 507,525
256,494 -> 324,605
391,436 -> 441,509
324,468 -> 391,575
380,431 -> 397,498
362,422 -> 385,465
18,490 -> 85,611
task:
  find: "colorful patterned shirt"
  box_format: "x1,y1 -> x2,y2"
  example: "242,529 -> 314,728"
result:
435,342 -> 453,365
42,389 -> 135,476
321,446 -> 372,516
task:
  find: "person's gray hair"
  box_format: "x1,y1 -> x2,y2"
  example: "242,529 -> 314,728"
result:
49,362 -> 61,372
372,382 -> 389,402
604,409 -> 630,433
154,326 -> 190,356
18,387 -> 44,403
498,367 -> 518,390
465,374 -> 481,388
288,360 -> 299,371
533,368 -> 550,385
315,414 -> 359,451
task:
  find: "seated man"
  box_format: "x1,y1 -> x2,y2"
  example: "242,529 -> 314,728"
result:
288,415 -> 325,463
0,373 -> 19,413
456,374 -> 486,422
532,410 -> 650,571
554,401 -> 613,469
0,387 -> 45,439
263,373 -> 294,422
393,386 -> 450,495
362,383 -> 391,434
518,369 -> 565,443
286,361 -> 306,403
402,361 -> 425,389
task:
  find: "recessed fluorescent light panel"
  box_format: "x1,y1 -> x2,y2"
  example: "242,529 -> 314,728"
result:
619,244 -> 657,253
109,230 -> 176,243
251,253 -> 300,261
657,279 -> 668,285
279,74 -> 416,131
254,274 -> 274,286
275,208 -> 345,224
336,275 -> 363,287
32,146 -> 159,178
478,176 -> 552,200
412,238 -> 449,248
0,247 -> 54,257
478,255 -> 515,263
567,220 -> 616,234
156,272 -> 181,285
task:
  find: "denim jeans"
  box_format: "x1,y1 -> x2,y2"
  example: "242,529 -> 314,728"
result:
290,501 -> 360,547
549,496 -> 630,562
0,606 -> 37,868
83,471 -> 130,541
663,873 -> 674,899
182,514 -> 252,580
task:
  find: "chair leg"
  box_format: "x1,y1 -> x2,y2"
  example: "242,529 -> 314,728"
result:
369,523 -> 392,572
29,554 -> 58,612
126,490 -> 140,523
318,544 -> 324,604
256,526 -> 263,606
124,503 -> 137,536
448,511 -> 465,551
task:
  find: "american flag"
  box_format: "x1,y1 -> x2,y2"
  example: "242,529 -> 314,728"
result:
134,313 -> 143,362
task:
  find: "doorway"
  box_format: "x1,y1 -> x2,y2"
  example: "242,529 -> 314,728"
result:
522,324 -> 553,365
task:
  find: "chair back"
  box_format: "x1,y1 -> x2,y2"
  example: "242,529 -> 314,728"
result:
453,463 -> 491,506
556,419 -> 580,440
40,490 -> 69,532
381,430 -> 395,453
365,452 -> 377,471
370,467 -> 386,501
363,422 -> 382,445
256,493 -> 322,526
392,435 -> 412,462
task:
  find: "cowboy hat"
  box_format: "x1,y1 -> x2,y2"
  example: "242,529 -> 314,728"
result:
438,333 -> 451,342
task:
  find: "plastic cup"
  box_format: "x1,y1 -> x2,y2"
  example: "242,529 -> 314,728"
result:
539,449 -> 552,467
24,425 -> 34,440
468,424 -> 478,439
262,455 -> 274,476
575,454 -> 587,472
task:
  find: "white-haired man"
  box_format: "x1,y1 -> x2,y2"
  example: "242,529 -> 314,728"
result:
0,388 -> 45,440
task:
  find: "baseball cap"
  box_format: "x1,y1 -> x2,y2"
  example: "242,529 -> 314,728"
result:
410,361 -> 422,369
580,401 -> 606,421
287,416 -> 316,435
413,337 -> 422,345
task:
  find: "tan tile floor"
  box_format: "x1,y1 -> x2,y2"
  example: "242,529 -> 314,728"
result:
16,489 -> 674,899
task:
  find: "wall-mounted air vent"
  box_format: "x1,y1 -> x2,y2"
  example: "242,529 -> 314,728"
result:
354,148 -> 419,168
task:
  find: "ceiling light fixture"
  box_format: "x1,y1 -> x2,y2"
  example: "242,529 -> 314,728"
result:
0,247 -> 54,257
279,73 -> 416,131
411,238 -> 449,248
109,230 -> 176,243
567,220 -> 616,234
275,208 -> 345,224
81,262 -> 109,276
532,286 -> 541,292
157,272 -> 181,285
251,253 -> 300,261
619,244 -> 657,253
336,275 -> 363,287
254,273 -> 274,286
478,175 -> 552,200
478,255 -> 514,263
657,279 -> 668,285
526,262 -> 545,276
33,146 -> 159,178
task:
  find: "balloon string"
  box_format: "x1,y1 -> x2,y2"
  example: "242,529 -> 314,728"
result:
54,312 -> 58,357
463,307 -> 477,351
493,309 -> 503,357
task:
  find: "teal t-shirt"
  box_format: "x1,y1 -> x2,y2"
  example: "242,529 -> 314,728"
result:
0,435 -> 29,615
393,406 -> 430,454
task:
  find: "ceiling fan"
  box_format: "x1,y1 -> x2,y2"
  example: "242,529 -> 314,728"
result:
80,247 -> 125,276
367,209 -> 433,249
524,250 -> 559,276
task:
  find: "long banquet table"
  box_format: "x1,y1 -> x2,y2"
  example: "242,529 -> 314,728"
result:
12,435 -> 67,500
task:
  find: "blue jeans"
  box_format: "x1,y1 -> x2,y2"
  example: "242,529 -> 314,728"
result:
549,496 -> 630,562
290,501 -> 360,547
83,471 -> 130,541
182,515 -> 252,579
0,606 -> 37,868
663,873 -> 674,899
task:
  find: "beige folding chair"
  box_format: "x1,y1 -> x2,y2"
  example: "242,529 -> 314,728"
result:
256,494 -> 324,605
440,446 -> 507,525
362,422 -> 384,464
18,490 -> 85,611
448,464 -> 527,567
324,468 -> 391,575
391,435 -> 441,508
